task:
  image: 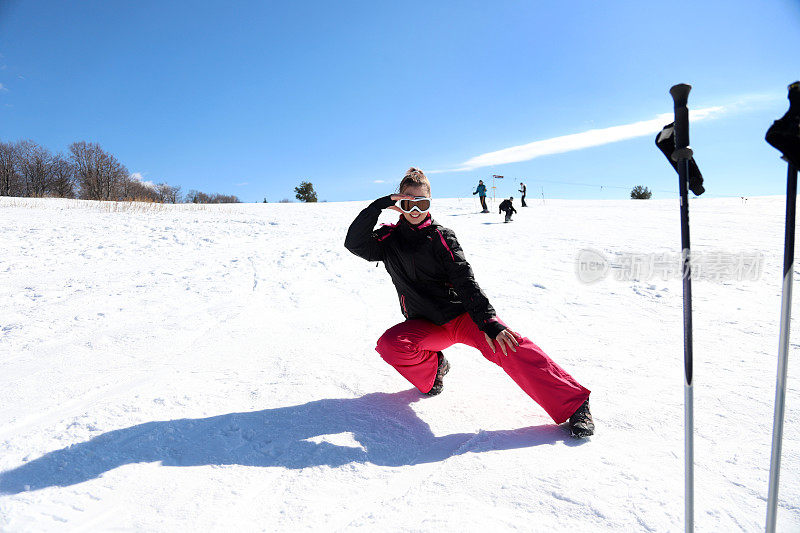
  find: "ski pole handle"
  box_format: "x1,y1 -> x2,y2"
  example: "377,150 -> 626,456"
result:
766,81 -> 800,169
670,83 -> 693,160
788,81 -> 800,116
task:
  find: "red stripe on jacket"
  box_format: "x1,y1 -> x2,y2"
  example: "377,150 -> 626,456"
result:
435,229 -> 455,261
377,223 -> 397,241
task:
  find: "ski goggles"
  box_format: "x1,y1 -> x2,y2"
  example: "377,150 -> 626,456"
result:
396,197 -> 431,213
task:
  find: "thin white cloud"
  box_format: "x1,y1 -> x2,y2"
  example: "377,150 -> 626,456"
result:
430,105 -> 729,173
0,83 -> 7,92
130,172 -> 156,189
373,179 -> 386,184
236,182 -> 249,187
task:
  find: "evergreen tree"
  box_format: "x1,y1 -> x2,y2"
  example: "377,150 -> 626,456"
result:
630,185 -> 652,199
295,181 -> 318,202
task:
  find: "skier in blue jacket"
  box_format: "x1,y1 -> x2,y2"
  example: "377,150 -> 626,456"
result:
473,180 -> 488,213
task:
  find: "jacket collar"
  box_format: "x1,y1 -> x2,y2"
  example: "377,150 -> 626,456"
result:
397,213 -> 434,233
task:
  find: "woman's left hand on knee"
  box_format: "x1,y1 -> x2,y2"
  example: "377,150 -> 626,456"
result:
484,328 -> 522,357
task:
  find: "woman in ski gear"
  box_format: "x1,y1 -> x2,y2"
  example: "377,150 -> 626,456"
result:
519,182 -> 527,207
345,168 -> 593,436
473,180 -> 489,213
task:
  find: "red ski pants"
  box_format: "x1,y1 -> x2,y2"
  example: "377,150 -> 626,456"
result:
375,313 -> 590,424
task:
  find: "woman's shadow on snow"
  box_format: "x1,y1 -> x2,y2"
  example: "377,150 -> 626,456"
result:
0,389 -> 582,494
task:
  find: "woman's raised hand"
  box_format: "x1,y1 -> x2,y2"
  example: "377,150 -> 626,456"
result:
484,328 -> 523,357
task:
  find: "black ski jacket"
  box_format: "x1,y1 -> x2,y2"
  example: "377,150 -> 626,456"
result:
499,199 -> 517,214
345,195 -> 506,338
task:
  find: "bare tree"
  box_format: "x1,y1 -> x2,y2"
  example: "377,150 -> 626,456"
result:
209,193 -> 240,203
69,141 -> 128,201
118,172 -> 135,201
185,189 -> 207,203
122,178 -> 158,202
156,182 -> 181,203
167,184 -> 182,203
184,189 -> 239,203
2,139 -> 186,202
17,140 -> 57,197
0,141 -> 21,196
118,173 -> 155,202
100,157 -> 128,201
50,153 -> 76,198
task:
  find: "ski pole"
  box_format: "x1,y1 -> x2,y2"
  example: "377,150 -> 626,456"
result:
765,80 -> 800,533
656,83 -> 705,533
672,83 -> 695,533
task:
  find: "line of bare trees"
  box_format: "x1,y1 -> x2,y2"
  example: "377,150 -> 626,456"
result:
0,139 -> 239,204
184,190 -> 240,204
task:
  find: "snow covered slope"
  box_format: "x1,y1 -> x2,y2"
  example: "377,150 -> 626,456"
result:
0,196 -> 798,531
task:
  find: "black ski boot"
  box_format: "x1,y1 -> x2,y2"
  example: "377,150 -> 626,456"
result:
568,399 -> 594,438
425,351 -> 450,396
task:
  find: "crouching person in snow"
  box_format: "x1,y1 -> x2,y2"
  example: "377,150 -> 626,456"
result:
344,167 -> 594,437
499,196 -> 517,222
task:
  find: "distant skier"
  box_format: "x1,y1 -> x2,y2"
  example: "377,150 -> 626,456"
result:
345,167 -> 593,437
519,182 -> 527,207
499,196 -> 517,222
473,180 -> 489,213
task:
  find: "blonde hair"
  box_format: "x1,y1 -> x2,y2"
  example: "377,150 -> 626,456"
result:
398,167 -> 431,196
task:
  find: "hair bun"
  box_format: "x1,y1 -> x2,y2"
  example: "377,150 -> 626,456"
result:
399,167 -> 431,196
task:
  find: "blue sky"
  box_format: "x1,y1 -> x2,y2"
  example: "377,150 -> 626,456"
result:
0,1 -> 798,202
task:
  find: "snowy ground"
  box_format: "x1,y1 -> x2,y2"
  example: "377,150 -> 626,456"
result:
0,195 -> 798,532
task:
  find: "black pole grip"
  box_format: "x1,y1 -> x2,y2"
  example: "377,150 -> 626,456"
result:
670,84 -> 692,156
656,83 -> 704,195
788,81 -> 800,116
766,81 -> 800,169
